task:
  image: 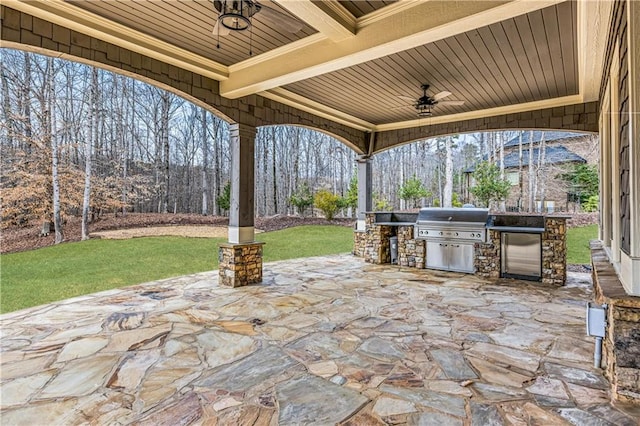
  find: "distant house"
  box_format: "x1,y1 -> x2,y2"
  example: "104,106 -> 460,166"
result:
465,131 -> 598,211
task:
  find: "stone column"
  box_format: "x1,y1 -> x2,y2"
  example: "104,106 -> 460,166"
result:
219,122 -> 264,287
356,156 -> 372,231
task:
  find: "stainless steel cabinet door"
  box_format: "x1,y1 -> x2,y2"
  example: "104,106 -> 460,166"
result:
501,233 -> 541,277
426,241 -> 448,270
448,243 -> 475,273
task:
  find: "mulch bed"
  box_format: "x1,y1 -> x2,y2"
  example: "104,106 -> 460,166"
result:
0,214 -> 354,254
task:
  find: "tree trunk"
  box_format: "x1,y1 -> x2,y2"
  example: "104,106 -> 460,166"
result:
161,92 -> 170,214
46,59 -> 63,243
528,130 -> 535,212
537,132 -> 547,209
271,129 -> 278,214
518,131 -> 524,211
0,61 -> 15,149
201,108 -> 208,215
82,68 -> 98,240
443,136 -> 453,207
498,132 -> 505,212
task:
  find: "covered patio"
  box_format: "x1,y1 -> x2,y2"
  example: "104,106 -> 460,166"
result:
2,0 -> 640,416
2,255 -> 639,424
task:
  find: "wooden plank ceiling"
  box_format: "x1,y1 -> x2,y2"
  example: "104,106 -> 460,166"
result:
55,0 -> 581,129
67,0 -> 317,65
285,1 -> 577,124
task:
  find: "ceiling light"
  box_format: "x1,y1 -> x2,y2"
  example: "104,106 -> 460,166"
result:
216,1 -> 259,31
416,103 -> 433,117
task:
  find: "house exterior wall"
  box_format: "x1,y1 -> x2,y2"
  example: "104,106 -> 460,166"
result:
502,164 -> 583,212
500,134 -> 599,211
598,0 -> 640,297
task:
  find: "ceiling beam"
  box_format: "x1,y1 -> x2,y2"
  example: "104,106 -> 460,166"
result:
577,0 -> 613,102
273,0 -> 356,42
260,88 -> 374,131
220,0 -> 565,99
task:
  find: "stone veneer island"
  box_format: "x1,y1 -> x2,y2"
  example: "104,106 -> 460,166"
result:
354,212 -> 567,285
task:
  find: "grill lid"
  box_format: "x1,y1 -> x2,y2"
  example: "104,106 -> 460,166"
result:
416,207 -> 489,224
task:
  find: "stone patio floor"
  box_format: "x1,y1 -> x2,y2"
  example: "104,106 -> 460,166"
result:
2,254 -> 640,425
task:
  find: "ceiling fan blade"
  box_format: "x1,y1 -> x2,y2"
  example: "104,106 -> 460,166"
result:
212,19 -> 231,36
259,4 -> 304,33
437,100 -> 465,106
432,91 -> 452,101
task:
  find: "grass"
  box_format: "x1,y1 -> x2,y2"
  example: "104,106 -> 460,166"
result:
0,225 -> 353,314
566,224 -> 598,265
1,224 -> 597,313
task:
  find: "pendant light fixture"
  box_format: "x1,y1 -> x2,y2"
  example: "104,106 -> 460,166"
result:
213,1 -> 260,55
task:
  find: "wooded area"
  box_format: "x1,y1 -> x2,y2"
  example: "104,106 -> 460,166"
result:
1,50 -> 592,242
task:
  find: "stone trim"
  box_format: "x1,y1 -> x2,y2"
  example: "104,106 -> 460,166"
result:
475,230 -> 501,279
353,229 -> 366,257
362,214 -> 391,264
397,225 -> 425,268
218,242 -> 265,288
541,217 -> 567,285
591,240 -> 640,404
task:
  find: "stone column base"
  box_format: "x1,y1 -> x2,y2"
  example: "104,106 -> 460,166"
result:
218,242 -> 265,288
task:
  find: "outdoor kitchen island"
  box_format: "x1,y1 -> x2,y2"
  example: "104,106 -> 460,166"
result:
353,209 -> 568,285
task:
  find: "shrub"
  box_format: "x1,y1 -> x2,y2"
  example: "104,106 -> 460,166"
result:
583,195 -> 599,212
289,182 -> 314,216
398,175 -> 429,208
314,189 -> 341,220
217,182 -> 231,213
452,192 -> 463,208
470,162 -> 511,208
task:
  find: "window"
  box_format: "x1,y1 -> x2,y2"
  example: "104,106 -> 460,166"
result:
506,171 -> 519,186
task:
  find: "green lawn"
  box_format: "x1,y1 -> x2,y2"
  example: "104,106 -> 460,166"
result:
0,225 -> 353,314
566,224 -> 598,265
0,224 -> 597,314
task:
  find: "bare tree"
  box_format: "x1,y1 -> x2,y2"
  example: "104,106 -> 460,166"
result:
498,132 -> 506,212
528,130 -> 535,212
81,67 -> 98,240
443,136 -> 453,207
518,131 -> 524,211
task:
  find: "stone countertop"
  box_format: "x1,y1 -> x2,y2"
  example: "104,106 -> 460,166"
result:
487,226 -> 546,233
373,222 -> 416,226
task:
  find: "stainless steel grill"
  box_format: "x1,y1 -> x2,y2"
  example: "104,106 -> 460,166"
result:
415,208 -> 489,243
415,207 -> 489,273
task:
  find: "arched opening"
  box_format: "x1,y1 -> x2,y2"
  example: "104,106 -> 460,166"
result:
0,48 -> 235,231
369,130 -> 599,214
253,125 -> 358,218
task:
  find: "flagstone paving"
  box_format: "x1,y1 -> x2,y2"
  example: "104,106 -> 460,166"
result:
2,254 -> 640,425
